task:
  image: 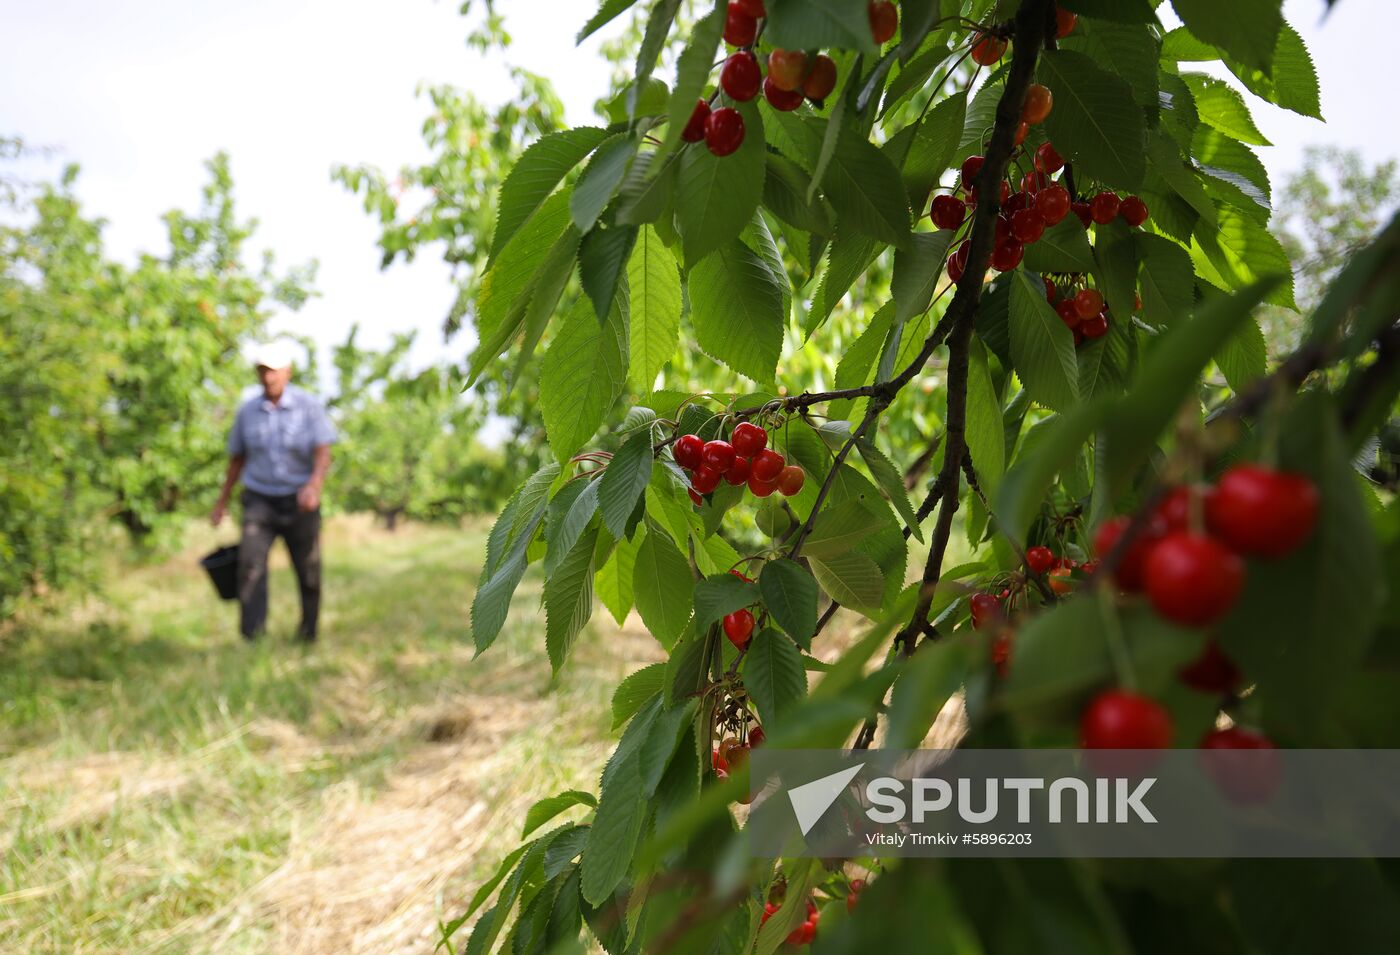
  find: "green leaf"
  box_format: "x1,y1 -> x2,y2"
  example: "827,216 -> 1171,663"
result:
579,223 -> 638,318
491,127 -> 609,265
966,336 -> 1005,494
1092,218 -> 1139,324
1215,313 -> 1267,393
505,224 -> 581,393
758,559 -> 819,648
809,550 -> 885,612
764,153 -> 834,237
812,117 -> 914,247
630,0 -> 681,119
764,0 -> 877,55
803,499 -> 882,559
625,225 -> 681,392
692,573 -> 759,629
632,528 -> 695,647
901,89 -> 967,211
1061,18 -> 1159,106
571,134 -> 638,233
689,240 -> 784,384
856,435 -> 923,542
743,628 -> 809,730
994,401 -> 1106,545
1147,131 -> 1217,229
1170,0 -> 1282,75
676,99 -> 765,265
809,227 -> 881,334
596,527 -> 641,625
1038,49 -> 1146,190
1192,206 -> 1296,309
523,790 -> 598,839
598,431 -> 655,539
892,231 -> 955,325
606,78 -> 671,124
546,525 -> 599,671
1182,74 -> 1271,146
581,701 -> 657,905
654,1 -> 725,163
578,0 -> 639,42
612,663 -> 666,729
1228,23 -> 1321,119
808,72 -> 853,204
545,478 -> 599,576
1135,233 -> 1196,327
540,293 -> 628,463
1009,267 -> 1080,412
1021,216 -> 1096,273
1191,126 -> 1271,201
1060,0 -> 1156,21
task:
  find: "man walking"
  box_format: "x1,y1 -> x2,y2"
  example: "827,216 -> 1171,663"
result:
211,341 -> 336,642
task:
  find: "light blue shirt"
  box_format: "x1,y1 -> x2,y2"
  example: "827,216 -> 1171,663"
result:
228,385 -> 337,496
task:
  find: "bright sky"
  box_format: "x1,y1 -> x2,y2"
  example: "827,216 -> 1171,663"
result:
2,0 -> 1396,379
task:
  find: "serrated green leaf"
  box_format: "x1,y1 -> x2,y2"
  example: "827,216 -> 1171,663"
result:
1183,73 -> 1271,146
571,134 -> 638,233
546,524 -> 599,671
1061,18 -> 1159,106
1009,268 -> 1079,412
1135,233 -> 1195,327
783,113 -> 911,247
632,528 -> 694,647
613,663 -> 666,730
1147,131 -> 1217,229
579,222 -> 638,319
803,499 -> 882,559
1191,126 -> 1271,201
506,223 -> 581,393
856,435 -> 923,542
809,550 -> 885,611
654,0 -> 725,166
692,573 -> 759,629
578,0 -> 639,42
1060,0 -> 1155,21
523,790 -> 598,839
1215,313 -> 1267,393
1170,0 -> 1282,75
743,628 -> 808,730
901,89 -> 967,211
597,527 -> 642,626
581,700 -> 656,905
1021,216 -> 1096,273
676,98 -> 765,265
545,478 -> 599,576
809,226 -> 881,335
995,401 -> 1106,546
892,230 -> 955,324
491,126 -> 609,266
966,336 -> 1005,494
1039,49 -> 1147,190
764,153 -> 835,237
689,240 -> 784,383
1192,206 -> 1296,309
765,0 -> 877,55
540,294 -> 628,463
598,430 -> 655,539
758,558 -> 819,648
630,0 -> 681,119
625,225 -> 681,392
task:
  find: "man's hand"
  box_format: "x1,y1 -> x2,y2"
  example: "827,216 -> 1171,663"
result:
211,501 -> 227,527
297,483 -> 322,512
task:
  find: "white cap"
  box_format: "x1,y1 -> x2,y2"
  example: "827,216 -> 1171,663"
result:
252,340 -> 297,370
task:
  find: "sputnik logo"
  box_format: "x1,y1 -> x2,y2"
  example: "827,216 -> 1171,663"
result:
787,763 -> 865,836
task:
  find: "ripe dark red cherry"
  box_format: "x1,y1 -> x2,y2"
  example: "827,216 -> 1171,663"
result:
1055,300 -> 1080,328
1119,195 -> 1150,227
731,421 -> 767,457
960,155 -> 984,190
723,609 -> 755,648
748,724 -> 765,747
994,214 -> 1012,243
704,107 -> 745,156
991,240 -> 1024,271
802,54 -> 838,100
777,465 -> 806,496
674,433 -> 704,469
702,439 -> 737,471
692,466 -> 722,494
951,239 -> 970,273
1145,532 -> 1245,627
971,34 -> 1006,65
688,488 -> 704,506
1089,191 -> 1121,224
762,77 -> 804,111
931,194 -> 966,230
1036,184 -> 1071,225
767,49 -> 807,92
969,593 -> 1002,630
733,0 -> 765,16
748,472 -> 779,497
1092,515 -> 1164,592
723,2 -> 758,46
1055,5 -> 1077,38
1034,142 -> 1064,174
868,0 -> 898,44
1200,727 -> 1280,804
1025,545 -> 1055,575
1005,190 -> 1033,214
681,99 -> 711,143
1206,464 -> 1319,558
1072,200 -> 1092,227
1081,690 -> 1173,749
1022,84 -> 1053,124
725,456 -> 752,485
1021,170 -> 1047,195
947,252 -> 965,282
721,51 -> 762,101
1080,314 -> 1108,339
1178,638 -> 1243,694
1074,288 -> 1104,319
1011,208 -> 1047,243
751,449 -> 785,482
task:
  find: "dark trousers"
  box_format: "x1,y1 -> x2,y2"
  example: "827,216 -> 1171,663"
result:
238,489 -> 322,639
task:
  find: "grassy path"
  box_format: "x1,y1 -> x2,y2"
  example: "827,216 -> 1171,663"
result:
0,516 -> 662,953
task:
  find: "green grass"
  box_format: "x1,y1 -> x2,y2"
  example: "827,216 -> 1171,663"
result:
0,516 -> 658,953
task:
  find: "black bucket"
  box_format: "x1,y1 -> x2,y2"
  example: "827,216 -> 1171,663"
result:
200,545 -> 240,601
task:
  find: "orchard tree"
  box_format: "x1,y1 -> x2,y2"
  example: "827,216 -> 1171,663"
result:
453,1 -> 1400,951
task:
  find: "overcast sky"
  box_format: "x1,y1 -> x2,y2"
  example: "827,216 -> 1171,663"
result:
2,0 -> 1395,381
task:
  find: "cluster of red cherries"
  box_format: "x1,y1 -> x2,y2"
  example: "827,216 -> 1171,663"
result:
683,0 -> 900,157
760,895 -> 821,946
1044,281 -> 1129,348
710,722 -> 764,780
673,422 -> 807,505
721,569 -> 759,650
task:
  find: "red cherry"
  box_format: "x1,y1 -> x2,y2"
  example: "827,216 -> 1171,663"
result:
994,214 -> 1012,243
702,439 -> 737,471
1011,208 -> 1047,244
1153,485 -> 1199,533
971,34 -> 1006,65
1055,5 -> 1078,38
704,107 -> 745,156
748,472 -> 779,497
1005,190 -> 1033,214
762,76 -> 804,111
748,724 -> 765,746
731,421 -> 767,457
1022,84 -> 1053,124
959,155 -> 984,190
846,881 -> 864,912
1043,275 -> 1056,302
688,488 -> 704,506
751,449 -> 785,481
868,0 -> 898,44
1014,121 -> 1029,146
1048,566 -> 1074,594
1206,464 -> 1319,558
723,608 -> 755,648
1021,170 -> 1048,195
1081,690 -> 1173,749
1034,142 -> 1064,174
1089,191 -> 1121,224
1074,288 -> 1104,319
969,593 -> 1002,630
991,631 -> 1012,678
723,2 -> 758,46
991,240 -> 1024,271
1119,195 -> 1149,227
1200,726 -> 1280,804
952,239 -> 970,272
1080,314 -> 1108,339
725,456 -> 752,485
930,194 -> 966,230
712,747 -> 729,774
720,51 -> 761,101
1145,532 -> 1245,627
1025,545 -> 1055,575
674,434 -> 704,469
1071,200 -> 1092,227
760,900 -> 776,924
1055,299 -> 1080,328
777,465 -> 806,496
1092,515 -> 1163,592
799,920 -> 817,944
767,49 -> 807,92
733,0 -> 765,16
692,466 -> 722,494
681,99 -> 710,143
1035,184 -> 1071,225
1178,638 -> 1243,694
947,253 -> 964,282
802,54 -> 838,101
